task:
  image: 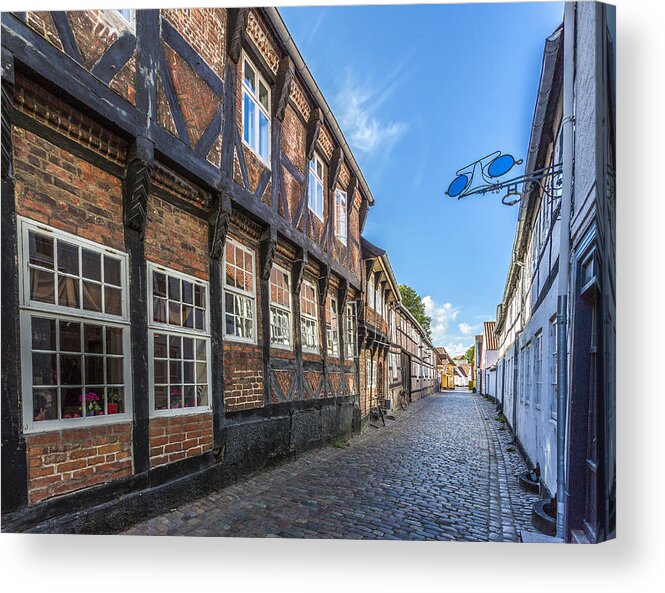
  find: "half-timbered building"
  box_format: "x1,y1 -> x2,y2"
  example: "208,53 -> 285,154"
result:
1,7 -> 372,532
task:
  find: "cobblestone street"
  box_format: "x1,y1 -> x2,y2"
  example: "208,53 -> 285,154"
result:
124,391 -> 537,541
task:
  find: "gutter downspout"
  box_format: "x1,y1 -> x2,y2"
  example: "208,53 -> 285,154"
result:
556,1 -> 576,541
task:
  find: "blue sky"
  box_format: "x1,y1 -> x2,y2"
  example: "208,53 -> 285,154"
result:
281,1 -> 564,355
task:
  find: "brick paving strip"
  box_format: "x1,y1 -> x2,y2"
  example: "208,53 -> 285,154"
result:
123,392 -> 539,540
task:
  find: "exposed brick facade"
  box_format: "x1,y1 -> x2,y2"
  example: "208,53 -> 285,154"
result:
25,423 -> 132,504
2,7 -> 374,526
149,413 -> 213,468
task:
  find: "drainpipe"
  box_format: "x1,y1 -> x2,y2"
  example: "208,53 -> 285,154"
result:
556,1 -> 576,541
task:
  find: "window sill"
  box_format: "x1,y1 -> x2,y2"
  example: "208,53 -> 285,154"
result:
241,138 -> 271,170
23,414 -> 132,435
151,407 -> 211,419
303,348 -> 319,355
223,334 -> 258,346
308,206 -> 324,223
270,342 -> 293,352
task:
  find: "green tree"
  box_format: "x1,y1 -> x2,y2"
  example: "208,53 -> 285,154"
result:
464,345 -> 475,364
398,284 -> 432,340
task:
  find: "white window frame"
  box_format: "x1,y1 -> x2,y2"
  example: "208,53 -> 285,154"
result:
18,217 -> 132,433
327,295 -> 340,357
269,264 -> 293,350
222,238 -> 258,345
366,357 -> 376,390
111,9 -> 136,31
300,280 -> 319,354
241,55 -> 271,166
147,263 -> 211,416
308,153 -> 325,221
335,189 -> 347,245
344,302 -> 357,359
549,317 -> 558,419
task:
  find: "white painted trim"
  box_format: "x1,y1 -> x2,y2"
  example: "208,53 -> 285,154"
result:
222,237 -> 258,345
268,263 -> 293,350
241,53 -> 272,168
300,279 -> 319,354
308,153 -> 325,221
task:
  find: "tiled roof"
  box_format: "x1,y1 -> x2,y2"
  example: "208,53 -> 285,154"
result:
483,321 -> 498,351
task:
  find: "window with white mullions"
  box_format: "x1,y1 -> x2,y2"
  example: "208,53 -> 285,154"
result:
300,281 -> 319,353
269,265 -> 292,349
151,332 -> 209,412
335,189 -> 347,244
223,239 -> 257,343
308,153 -> 324,220
18,218 -> 131,431
148,263 -> 210,414
534,331 -> 543,409
327,295 -> 339,357
549,317 -> 558,419
26,228 -> 124,317
344,302 -> 357,358
242,57 -> 271,164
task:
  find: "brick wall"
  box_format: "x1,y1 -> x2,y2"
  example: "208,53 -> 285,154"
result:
12,128 -> 125,251
149,413 -> 213,468
25,424 -> 133,504
144,195 -> 209,281
224,343 -> 264,410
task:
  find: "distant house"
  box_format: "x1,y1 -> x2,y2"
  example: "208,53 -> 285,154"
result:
435,346 -> 456,389
480,321 -> 498,398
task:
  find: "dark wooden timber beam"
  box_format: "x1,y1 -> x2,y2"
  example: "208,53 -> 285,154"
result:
1,13 -> 143,138
273,55 -> 294,122
329,146 -> 344,192
1,47 -> 28,513
260,227 -> 277,404
305,107 -> 322,161
227,8 -> 250,64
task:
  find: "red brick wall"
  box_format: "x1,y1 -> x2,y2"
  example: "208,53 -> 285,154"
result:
25,424 -> 133,505
149,413 -> 213,468
144,195 -> 209,281
161,8 -> 227,81
224,343 -> 264,411
12,128 -> 125,251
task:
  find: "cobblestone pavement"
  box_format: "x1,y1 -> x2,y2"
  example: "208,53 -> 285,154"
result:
124,392 -> 538,540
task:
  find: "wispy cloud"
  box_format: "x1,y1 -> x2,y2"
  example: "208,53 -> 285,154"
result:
333,66 -> 409,155
423,295 -> 487,357
423,295 -> 460,345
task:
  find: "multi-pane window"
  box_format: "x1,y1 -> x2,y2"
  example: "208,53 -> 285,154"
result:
335,189 -> 347,244
223,239 -> 257,343
300,281 -> 319,353
308,153 -> 324,220
327,296 -> 339,357
148,264 -> 209,413
242,57 -> 270,164
269,266 -> 292,349
344,302 -> 357,358
366,358 -> 376,390
549,318 -> 558,419
19,219 -> 130,430
534,331 -> 543,409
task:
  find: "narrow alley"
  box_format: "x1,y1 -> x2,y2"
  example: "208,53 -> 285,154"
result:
124,391 -> 537,541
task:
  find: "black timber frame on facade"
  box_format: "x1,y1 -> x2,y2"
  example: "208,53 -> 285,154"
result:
0,8 -> 369,525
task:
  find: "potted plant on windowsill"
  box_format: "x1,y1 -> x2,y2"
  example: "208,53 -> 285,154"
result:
108,388 -> 121,415
86,391 -> 103,416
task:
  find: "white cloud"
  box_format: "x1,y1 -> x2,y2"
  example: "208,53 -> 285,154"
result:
423,295 -> 486,357
423,295 -> 460,345
445,342 -> 470,357
333,71 -> 408,155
